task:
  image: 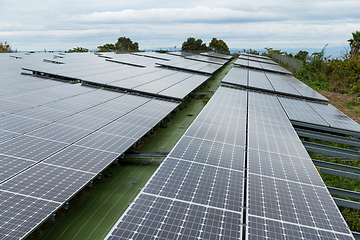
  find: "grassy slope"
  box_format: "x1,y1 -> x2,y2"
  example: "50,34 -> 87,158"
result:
33,59 -> 235,240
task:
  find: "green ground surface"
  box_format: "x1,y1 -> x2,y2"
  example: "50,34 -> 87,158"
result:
30,59 -> 234,240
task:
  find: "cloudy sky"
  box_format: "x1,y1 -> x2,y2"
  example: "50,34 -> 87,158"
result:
1,0 -> 359,55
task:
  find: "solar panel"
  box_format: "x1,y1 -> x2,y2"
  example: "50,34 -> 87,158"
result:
106,194 -> 242,240
0,100 -> 33,114
265,71 -> 300,96
0,190 -> 61,240
105,86 -> 246,240
157,74 -> 209,99
278,96 -> 329,127
246,90 -> 354,239
200,52 -> 233,60
248,69 -> 274,91
74,132 -> 137,154
235,57 -> 292,74
222,67 -> 328,102
0,154 -> 36,183
308,101 -> 360,133
282,75 -> 329,102
0,163 -> 95,202
0,130 -> 19,143
0,135 -> 67,161
184,55 -> 228,65
43,145 -> 119,173
221,66 -> 248,87
25,123 -> 92,144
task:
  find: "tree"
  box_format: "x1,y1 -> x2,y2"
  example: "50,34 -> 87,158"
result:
181,37 -> 209,52
0,41 -> 12,53
295,50 -> 309,62
209,38 -> 230,54
115,37 -> 139,52
66,47 -> 89,53
97,43 -> 117,52
348,31 -> 360,56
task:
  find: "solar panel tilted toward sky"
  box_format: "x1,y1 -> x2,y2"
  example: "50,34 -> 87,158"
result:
105,86 -> 355,240
0,51 -> 358,239
1,51 -> 233,239
105,53 -> 359,239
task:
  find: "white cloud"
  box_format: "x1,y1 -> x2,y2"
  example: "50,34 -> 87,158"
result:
67,7 -> 285,24
1,1 -> 360,52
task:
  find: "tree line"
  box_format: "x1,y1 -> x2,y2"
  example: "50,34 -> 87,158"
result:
1,36 -> 230,54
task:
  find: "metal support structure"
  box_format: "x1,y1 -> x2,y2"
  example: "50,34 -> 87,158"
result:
87,180 -> 93,188
328,187 -> 360,200
353,231 -> 360,240
302,141 -> 360,161
62,202 -> 69,210
312,159 -> 360,174
296,128 -> 360,148
49,213 -> 56,222
96,173 -> 102,180
333,197 -> 360,210
316,166 -> 360,180
291,120 -> 360,139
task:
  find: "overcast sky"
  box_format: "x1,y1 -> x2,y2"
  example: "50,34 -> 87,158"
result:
1,0 -> 359,54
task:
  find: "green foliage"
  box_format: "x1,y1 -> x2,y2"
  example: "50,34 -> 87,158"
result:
209,38 -> 230,54
115,37 -> 139,52
346,97 -> 360,108
294,44 -> 333,91
66,47 -> 89,53
181,37 -> 209,52
340,208 -> 360,232
294,50 -> 309,62
97,43 -> 117,52
155,50 -> 168,53
0,41 -> 12,53
263,47 -> 283,57
348,31 -> 360,56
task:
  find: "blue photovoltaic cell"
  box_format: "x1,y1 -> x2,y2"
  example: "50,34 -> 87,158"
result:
221,67 -> 248,87
106,194 -> 242,240
0,154 -> 36,183
308,101 -> 360,133
105,86 -> 246,240
0,163 -> 95,203
278,96 -> 329,127
246,90 -> 354,239
143,157 -> 243,212
0,190 -> 61,240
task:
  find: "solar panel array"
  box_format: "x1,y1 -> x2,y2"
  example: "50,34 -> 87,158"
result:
222,67 -> 328,102
21,52 -> 222,100
0,53 -> 181,239
234,54 -> 292,75
105,86 -> 354,240
238,54 -> 277,65
200,52 -> 233,60
105,86 -> 247,240
246,90 -> 353,239
278,96 -> 360,133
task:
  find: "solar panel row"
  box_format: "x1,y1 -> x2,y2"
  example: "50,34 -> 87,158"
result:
278,96 -> 360,133
21,52 -> 215,100
105,86 -> 247,240
246,90 -> 352,239
234,58 -> 292,75
238,54 -> 277,65
1,53 -> 184,239
222,67 -> 328,102
105,86 -> 355,239
0,50 -> 231,239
